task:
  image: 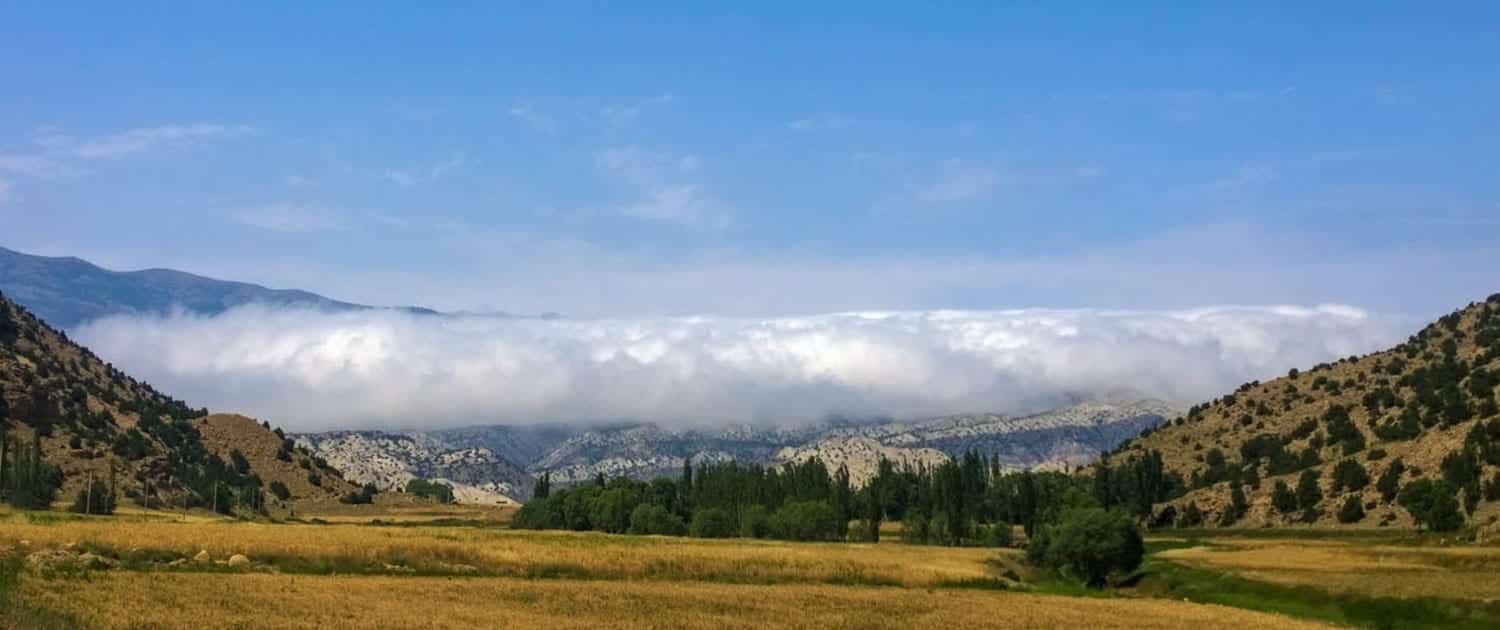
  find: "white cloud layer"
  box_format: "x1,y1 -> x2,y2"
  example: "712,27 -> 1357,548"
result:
74,304 -> 1404,432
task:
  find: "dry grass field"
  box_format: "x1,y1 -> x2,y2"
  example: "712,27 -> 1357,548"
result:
0,512 -> 1000,587
17,571 -> 1335,630
12,505 -> 1500,629
1156,537 -> 1500,601
0,506 -> 1345,630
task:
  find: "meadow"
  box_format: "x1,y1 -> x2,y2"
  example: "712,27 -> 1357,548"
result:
2,505 -> 1496,629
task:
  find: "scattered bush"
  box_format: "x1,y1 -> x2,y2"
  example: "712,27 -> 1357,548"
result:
268,480 -> 291,501
1336,495 -> 1365,523
339,483 -> 377,505
68,478 -> 116,515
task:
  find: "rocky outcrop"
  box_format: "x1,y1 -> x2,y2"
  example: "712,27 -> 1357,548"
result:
296,399 -> 1176,501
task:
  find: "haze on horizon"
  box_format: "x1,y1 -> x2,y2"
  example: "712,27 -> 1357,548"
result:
3,4 -> 1497,430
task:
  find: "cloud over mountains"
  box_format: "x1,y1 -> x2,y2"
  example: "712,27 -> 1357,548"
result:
74,304 -> 1404,432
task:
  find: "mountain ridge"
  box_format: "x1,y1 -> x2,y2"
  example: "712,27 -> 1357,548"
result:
295,399 -> 1179,501
0,245 -> 543,328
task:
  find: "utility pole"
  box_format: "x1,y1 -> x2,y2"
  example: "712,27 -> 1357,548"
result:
85,470 -> 94,515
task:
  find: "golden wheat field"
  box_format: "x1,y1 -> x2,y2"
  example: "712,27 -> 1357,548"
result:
0,508 -> 1353,629
1,513 -> 1000,587
18,572 -> 1335,630
1156,537 -> 1500,601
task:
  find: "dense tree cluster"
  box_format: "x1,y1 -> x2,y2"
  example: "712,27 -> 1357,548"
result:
404,478 -> 454,503
0,427 -> 62,509
514,458 -> 857,543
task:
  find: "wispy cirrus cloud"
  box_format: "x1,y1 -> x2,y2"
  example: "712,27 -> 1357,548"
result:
383,153 -> 467,188
912,159 -> 1001,204
70,123 -> 254,159
0,153 -> 80,179
601,92 -> 675,126
788,115 -> 858,131
233,203 -> 352,234
0,123 -> 251,191
508,104 -> 558,134
596,145 -> 731,230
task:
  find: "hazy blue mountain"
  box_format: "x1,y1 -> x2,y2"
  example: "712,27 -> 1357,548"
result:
0,245 -> 442,328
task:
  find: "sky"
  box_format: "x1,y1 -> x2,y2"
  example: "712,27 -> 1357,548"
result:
3,4 -> 1498,428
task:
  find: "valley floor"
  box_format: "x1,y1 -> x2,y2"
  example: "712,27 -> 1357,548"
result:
19,573 -> 1330,630
3,506 -> 1496,629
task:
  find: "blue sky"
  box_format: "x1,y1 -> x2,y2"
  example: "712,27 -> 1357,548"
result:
3,3 -> 1497,318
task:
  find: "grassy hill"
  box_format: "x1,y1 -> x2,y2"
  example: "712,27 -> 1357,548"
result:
1104,293 -> 1500,531
0,289 -> 354,515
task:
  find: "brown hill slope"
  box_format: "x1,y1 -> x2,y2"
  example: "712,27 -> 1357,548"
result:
1104,293 -> 1500,530
0,289 -> 352,515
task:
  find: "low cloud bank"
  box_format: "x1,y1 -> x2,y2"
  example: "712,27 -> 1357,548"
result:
74,305 -> 1406,432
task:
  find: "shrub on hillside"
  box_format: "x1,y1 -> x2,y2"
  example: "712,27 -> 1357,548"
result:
1175,502 -> 1203,528
339,483 -> 377,505
268,480 -> 291,501
1398,479 -> 1464,532
1336,495 -> 1365,523
1271,480 -> 1298,514
1296,470 -> 1322,508
1332,459 -> 1370,493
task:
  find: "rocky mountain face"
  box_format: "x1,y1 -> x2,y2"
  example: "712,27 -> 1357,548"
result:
296,399 -> 1178,502
292,431 -> 531,504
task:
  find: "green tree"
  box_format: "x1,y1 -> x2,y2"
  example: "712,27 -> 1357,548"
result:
531,472 -> 551,500
689,507 -> 736,538
1026,507 -> 1144,588
902,512 -> 929,544
628,504 -> 686,536
739,504 -> 770,538
768,501 -> 840,542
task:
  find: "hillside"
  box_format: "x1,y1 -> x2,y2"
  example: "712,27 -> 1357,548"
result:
0,245 -> 439,328
0,289 -> 354,515
1105,293 -> 1500,531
